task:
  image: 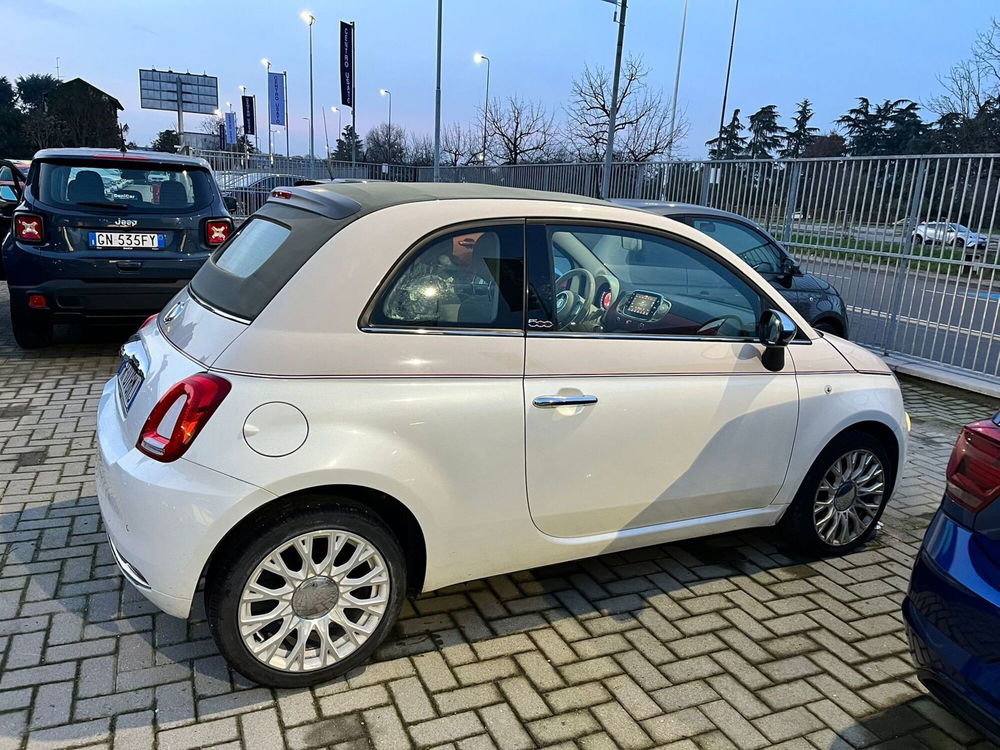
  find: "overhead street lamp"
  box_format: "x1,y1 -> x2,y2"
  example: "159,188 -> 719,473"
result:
600,0 -> 628,200
474,53 -> 491,164
717,0 -> 740,146
301,11 -> 316,161
380,88 -> 392,133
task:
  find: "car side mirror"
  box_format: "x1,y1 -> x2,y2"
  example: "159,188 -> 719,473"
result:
222,196 -> 238,213
759,309 -> 796,371
780,255 -> 800,278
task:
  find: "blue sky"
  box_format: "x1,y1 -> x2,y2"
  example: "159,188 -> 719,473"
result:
1,0 -> 996,158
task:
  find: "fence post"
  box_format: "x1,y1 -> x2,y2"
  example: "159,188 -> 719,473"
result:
699,164 -> 711,206
883,158 -> 928,355
781,162 -> 802,244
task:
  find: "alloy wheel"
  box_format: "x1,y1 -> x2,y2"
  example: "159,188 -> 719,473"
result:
812,449 -> 885,546
238,529 -> 390,672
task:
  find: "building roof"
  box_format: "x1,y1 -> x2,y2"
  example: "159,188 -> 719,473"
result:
272,181 -> 608,220
31,147 -> 211,169
51,78 -> 124,110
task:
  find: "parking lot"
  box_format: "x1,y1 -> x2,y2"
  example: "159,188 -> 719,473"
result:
0,282 -> 995,750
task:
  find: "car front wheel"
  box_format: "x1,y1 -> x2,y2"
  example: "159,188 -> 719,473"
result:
206,502 -> 407,687
779,430 -> 894,556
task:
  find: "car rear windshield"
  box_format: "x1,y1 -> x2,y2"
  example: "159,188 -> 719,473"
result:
35,159 -> 216,214
189,202 -> 342,321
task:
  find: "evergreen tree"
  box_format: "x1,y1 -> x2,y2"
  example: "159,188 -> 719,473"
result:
745,105 -> 784,159
706,109 -> 747,160
332,125 -> 363,161
150,129 -> 180,153
780,99 -> 819,158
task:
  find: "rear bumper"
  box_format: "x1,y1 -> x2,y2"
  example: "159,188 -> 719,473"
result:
95,378 -> 274,618
4,240 -> 209,321
9,279 -> 190,323
903,509 -> 1000,744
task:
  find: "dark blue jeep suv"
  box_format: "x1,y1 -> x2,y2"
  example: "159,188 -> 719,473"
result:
2,148 -> 232,348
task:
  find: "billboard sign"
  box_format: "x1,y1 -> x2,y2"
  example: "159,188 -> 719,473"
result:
138,69 -> 218,115
268,72 -> 286,127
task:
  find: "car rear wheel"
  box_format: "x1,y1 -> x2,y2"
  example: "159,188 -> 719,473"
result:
206,501 -> 406,688
779,430 -> 894,556
10,301 -> 52,349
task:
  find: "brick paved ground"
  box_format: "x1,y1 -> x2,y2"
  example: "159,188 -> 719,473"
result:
1,284 -> 1000,750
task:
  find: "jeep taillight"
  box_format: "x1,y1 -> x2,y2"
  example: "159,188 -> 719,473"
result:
137,374 -> 231,462
946,417 -> 1000,513
15,213 -> 43,243
206,219 -> 232,246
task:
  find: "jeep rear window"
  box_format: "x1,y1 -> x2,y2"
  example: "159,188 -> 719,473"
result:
35,159 -> 215,213
189,203 -> 342,321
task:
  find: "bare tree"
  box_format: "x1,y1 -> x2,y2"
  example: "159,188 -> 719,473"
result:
364,123 -> 406,164
565,56 -> 685,162
484,96 -> 558,164
407,132 -> 435,166
929,18 -> 1000,116
440,122 -> 480,166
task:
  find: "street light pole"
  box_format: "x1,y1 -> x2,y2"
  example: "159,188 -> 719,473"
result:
380,89 -> 392,133
717,0 -> 740,144
261,58 -> 273,164
301,11 -> 316,161
433,0 -> 443,181
331,107 -> 341,157
322,107 -> 329,156
667,0 -> 688,160
601,0 -> 627,200
474,53 -> 490,163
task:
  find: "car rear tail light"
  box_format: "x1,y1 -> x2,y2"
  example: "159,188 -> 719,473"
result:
137,374 -> 231,462
271,189 -> 293,200
205,219 -> 232,246
140,314 -> 158,330
946,418 -> 1000,513
15,213 -> 43,243
27,294 -> 47,309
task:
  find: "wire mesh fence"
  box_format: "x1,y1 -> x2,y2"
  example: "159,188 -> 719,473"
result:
192,148 -> 1000,385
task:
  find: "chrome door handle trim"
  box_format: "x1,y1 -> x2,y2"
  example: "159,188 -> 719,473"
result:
532,395 -> 598,408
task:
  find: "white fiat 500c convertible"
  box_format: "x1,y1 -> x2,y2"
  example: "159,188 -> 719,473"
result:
96,182 -> 907,686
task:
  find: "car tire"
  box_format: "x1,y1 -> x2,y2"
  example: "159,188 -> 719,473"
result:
205,500 -> 407,688
779,430 -> 895,557
913,234 -> 924,245
10,301 -> 53,349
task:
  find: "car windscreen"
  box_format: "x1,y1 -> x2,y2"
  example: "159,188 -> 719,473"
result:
35,159 -> 215,213
189,202 -> 343,321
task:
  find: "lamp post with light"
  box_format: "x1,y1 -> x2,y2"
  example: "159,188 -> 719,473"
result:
379,89 -> 392,132
301,11 -> 316,160
330,106 -> 342,156
474,53 -> 490,163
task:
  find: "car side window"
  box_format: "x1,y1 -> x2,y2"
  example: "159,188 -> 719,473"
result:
532,224 -> 762,338
371,224 -> 524,330
688,217 -> 785,274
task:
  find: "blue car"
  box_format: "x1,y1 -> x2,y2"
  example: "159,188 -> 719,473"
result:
904,411 -> 1000,743
1,148 -> 232,348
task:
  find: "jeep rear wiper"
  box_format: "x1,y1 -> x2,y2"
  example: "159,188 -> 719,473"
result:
76,201 -> 130,210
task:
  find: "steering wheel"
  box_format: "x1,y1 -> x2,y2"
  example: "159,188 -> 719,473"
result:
696,315 -> 744,337
554,268 -> 597,327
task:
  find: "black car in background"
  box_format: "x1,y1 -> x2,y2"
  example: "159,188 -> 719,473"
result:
616,200 -> 850,337
1,148 -> 232,348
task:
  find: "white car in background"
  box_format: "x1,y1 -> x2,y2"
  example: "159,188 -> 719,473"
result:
95,183 -> 907,687
913,221 -> 991,256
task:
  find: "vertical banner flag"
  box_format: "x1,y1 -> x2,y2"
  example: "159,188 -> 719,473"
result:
217,123 -> 225,149
340,21 -> 354,108
268,72 -> 286,126
241,95 -> 256,136
224,112 -> 238,145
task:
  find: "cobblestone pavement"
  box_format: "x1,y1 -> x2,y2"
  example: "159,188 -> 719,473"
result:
2,285 -> 1000,750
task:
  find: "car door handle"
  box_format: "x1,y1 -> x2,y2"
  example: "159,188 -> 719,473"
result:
532,395 -> 598,408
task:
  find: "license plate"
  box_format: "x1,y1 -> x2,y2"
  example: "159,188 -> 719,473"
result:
89,232 -> 165,249
116,356 -> 144,414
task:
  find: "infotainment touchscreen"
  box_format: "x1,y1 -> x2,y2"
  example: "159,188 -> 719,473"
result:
625,292 -> 659,318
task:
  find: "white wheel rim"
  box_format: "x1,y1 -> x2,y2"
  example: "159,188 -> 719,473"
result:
238,529 -> 390,673
813,449 -> 885,546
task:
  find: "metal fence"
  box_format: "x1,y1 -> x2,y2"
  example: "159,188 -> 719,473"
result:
192,148 -> 1000,387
